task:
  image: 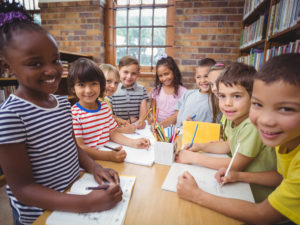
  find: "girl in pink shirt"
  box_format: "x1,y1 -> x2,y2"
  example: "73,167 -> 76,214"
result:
150,54 -> 187,127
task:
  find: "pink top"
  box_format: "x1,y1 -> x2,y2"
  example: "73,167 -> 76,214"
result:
150,85 -> 187,122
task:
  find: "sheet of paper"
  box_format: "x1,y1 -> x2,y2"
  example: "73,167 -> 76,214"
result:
46,174 -> 136,225
102,124 -> 156,167
182,121 -> 221,146
162,162 -> 255,203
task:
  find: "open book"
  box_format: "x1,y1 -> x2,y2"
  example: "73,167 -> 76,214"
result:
46,174 -> 136,225
103,123 -> 155,167
162,162 -> 255,203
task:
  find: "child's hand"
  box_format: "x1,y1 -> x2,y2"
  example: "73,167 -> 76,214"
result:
129,117 -> 138,123
124,123 -> 137,133
215,167 -> 239,185
136,120 -> 146,129
183,143 -> 201,152
186,115 -> 193,121
133,138 -> 151,150
92,166 -> 120,185
117,118 -> 129,127
86,183 -> 123,212
177,171 -> 201,202
109,149 -> 127,163
175,150 -> 197,164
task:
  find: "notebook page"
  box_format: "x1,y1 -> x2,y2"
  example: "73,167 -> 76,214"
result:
46,174 -> 136,225
162,162 -> 255,203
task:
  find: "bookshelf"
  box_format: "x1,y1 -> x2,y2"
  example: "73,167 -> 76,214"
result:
239,0 -> 300,70
0,50 -> 92,104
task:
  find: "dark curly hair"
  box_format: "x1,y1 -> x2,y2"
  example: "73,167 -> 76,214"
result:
155,56 -> 183,95
0,0 -> 46,56
68,58 -> 106,98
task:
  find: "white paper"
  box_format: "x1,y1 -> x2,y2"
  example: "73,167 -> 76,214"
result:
162,162 -> 255,203
46,174 -> 136,225
103,124 -> 156,167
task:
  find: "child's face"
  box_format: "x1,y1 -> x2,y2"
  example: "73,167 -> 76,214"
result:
157,65 -> 174,87
195,66 -> 210,93
119,64 -> 139,88
250,80 -> 300,150
208,69 -> 222,95
105,71 -> 119,97
218,83 -> 251,126
74,80 -> 101,108
2,30 -> 63,96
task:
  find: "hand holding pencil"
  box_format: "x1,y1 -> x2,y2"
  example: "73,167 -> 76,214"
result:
215,167 -> 240,185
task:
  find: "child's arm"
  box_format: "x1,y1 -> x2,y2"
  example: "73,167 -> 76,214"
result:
75,137 -> 126,163
215,168 -> 283,187
0,142 -> 122,213
136,99 -> 148,129
184,139 -> 231,154
110,129 -> 150,150
176,150 -> 254,171
177,171 -> 286,225
115,124 -> 137,134
160,111 -> 178,128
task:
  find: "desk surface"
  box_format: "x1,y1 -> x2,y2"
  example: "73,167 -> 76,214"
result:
33,161 -> 243,225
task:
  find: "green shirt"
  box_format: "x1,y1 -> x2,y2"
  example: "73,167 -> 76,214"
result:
225,118 -> 277,202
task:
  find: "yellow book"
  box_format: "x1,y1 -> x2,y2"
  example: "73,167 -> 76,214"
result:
182,121 -> 221,146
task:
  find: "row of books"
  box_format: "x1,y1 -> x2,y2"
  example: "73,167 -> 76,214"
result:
240,14 -> 268,48
267,0 -> 300,37
0,85 -> 16,104
243,0 -> 264,20
266,39 -> 300,60
238,49 -> 264,71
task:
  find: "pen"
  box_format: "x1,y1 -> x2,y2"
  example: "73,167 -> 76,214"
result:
103,145 -> 121,151
86,184 -> 109,190
221,142 -> 240,187
191,114 -> 196,120
189,124 -> 199,148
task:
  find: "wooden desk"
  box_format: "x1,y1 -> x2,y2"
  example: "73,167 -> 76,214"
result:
33,161 -> 243,225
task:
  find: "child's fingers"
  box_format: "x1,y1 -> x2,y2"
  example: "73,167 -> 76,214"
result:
183,143 -> 191,150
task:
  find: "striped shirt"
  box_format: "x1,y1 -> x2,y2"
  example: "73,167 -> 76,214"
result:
107,82 -> 149,120
72,100 -> 117,149
0,94 -> 80,225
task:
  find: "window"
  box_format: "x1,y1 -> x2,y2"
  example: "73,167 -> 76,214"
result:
105,0 -> 175,71
12,0 -> 41,24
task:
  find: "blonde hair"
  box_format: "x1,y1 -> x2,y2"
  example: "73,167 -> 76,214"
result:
99,64 -> 120,81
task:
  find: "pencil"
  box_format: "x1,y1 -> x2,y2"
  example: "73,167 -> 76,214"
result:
191,114 -> 196,120
221,142 -> 241,187
103,145 -> 121,151
86,184 -> 109,190
127,111 -> 131,124
189,124 -> 199,148
138,108 -> 152,126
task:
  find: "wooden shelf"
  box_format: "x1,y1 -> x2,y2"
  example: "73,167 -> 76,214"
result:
240,39 -> 265,52
268,23 -> 300,43
0,77 -> 17,81
243,0 -> 270,25
60,50 -> 93,62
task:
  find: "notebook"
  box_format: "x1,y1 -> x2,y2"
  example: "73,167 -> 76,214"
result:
162,161 -> 255,203
102,123 -> 156,167
182,121 -> 221,146
46,174 -> 136,225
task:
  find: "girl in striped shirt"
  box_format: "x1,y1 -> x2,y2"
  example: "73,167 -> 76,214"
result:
0,2 -> 121,224
68,58 -> 150,163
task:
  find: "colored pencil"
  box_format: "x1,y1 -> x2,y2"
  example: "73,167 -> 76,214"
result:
86,184 -> 109,190
138,108 -> 152,126
103,145 -> 121,152
189,124 -> 199,148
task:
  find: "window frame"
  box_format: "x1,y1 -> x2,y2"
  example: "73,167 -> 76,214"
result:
105,0 -> 175,73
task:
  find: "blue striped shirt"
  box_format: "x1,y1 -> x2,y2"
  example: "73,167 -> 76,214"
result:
0,94 -> 80,225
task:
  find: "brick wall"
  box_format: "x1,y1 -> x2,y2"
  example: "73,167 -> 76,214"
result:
174,0 -> 244,89
39,0 -> 105,63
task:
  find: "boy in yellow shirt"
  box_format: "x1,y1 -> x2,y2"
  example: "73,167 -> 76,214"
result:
177,53 -> 300,224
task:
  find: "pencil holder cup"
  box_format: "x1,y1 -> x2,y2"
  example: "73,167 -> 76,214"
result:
154,141 -> 177,165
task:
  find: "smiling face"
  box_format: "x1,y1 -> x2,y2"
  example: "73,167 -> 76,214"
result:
74,80 -> 101,109
250,80 -> 300,150
195,66 -> 210,93
157,64 -> 174,87
208,69 -> 222,95
3,30 -> 62,97
105,71 -> 119,97
218,83 -> 251,126
119,64 -> 139,88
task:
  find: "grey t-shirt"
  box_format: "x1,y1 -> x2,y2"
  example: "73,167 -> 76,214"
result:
175,89 -> 213,126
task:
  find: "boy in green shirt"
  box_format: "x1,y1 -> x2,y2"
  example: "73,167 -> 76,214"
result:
176,62 -> 276,202
177,54 -> 300,225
